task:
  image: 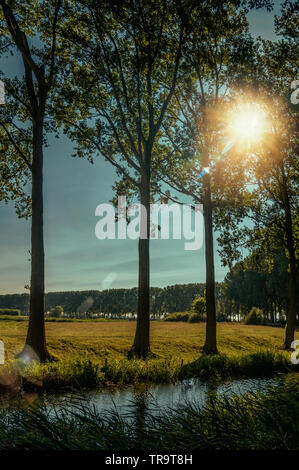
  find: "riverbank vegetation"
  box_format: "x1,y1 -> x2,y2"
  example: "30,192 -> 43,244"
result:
0,378 -> 298,450
21,351 -> 297,393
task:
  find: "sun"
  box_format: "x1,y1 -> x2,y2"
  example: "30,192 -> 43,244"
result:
234,111 -> 258,138
228,101 -> 269,147
231,109 -> 265,142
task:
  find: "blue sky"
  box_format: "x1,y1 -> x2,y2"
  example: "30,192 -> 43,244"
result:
0,2 -> 282,294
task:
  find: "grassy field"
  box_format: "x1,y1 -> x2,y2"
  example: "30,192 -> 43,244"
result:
0,319 -> 298,391
0,317 -> 297,362
0,318 -> 298,447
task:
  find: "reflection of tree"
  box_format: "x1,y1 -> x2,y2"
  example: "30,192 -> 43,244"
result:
133,390 -> 148,442
205,380 -> 219,409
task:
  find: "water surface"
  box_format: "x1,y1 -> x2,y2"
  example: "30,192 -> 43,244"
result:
43,376 -> 278,418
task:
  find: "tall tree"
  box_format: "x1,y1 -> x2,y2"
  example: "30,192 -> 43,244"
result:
63,0 -> 190,357
247,98 -> 298,347
239,0 -> 299,348
157,2 -> 264,353
213,0 -> 298,348
0,0 -> 65,361
266,0 -> 298,348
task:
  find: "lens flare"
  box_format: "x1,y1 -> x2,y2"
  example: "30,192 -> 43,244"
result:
229,105 -> 267,144
233,111 -> 260,140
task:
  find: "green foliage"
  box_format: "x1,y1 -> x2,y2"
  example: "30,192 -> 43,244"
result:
0,315 -> 27,322
164,312 -> 190,322
0,316 -> 113,323
223,245 -> 297,322
0,284 -> 211,315
48,305 -> 64,318
44,317 -> 112,323
164,310 -> 206,323
25,359 -> 104,391
244,307 -> 267,325
100,358 -> 180,385
191,295 -> 206,319
188,313 -> 204,323
0,308 -> 20,316
180,351 -> 292,381
19,350 -> 295,392
192,295 -> 205,313
63,0 -> 191,206
0,0 -> 71,217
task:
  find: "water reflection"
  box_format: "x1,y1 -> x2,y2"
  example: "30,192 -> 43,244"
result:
43,377 -> 277,420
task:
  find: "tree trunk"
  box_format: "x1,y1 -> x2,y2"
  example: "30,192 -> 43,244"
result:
270,303 -> 274,324
202,173 -> 218,354
129,164 -> 151,358
20,120 -> 49,362
283,187 -> 297,349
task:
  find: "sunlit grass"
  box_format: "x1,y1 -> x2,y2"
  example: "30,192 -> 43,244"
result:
0,320 -> 297,392
0,319 -> 296,363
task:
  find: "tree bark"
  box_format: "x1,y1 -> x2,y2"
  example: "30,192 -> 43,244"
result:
129,163 -> 151,358
21,119 -> 49,362
282,174 -> 297,349
202,173 -> 218,354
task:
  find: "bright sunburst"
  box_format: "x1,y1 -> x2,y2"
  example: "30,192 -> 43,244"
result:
229,105 -> 267,144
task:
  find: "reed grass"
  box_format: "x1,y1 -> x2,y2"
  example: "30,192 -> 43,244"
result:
0,379 -> 298,450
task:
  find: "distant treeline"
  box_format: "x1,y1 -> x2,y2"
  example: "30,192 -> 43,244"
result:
0,284 -> 219,315
1,270 -> 296,321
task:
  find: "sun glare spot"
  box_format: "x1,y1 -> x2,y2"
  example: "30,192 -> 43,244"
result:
227,102 -> 267,146
233,111 -> 262,141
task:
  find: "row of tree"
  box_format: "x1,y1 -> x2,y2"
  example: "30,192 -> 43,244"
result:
224,249 -> 299,322
0,0 -> 297,360
1,267 -> 295,322
0,283 -> 213,315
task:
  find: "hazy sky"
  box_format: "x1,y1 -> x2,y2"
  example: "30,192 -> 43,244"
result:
0,2 -> 283,294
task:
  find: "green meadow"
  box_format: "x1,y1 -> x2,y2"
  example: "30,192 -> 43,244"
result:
1,318 -> 298,391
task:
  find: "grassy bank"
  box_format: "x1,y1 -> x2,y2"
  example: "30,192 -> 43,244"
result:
0,379 -> 298,450
0,320 -> 298,392
2,350 -> 294,393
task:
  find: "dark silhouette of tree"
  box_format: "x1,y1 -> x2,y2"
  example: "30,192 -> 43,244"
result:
0,0 -> 65,361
